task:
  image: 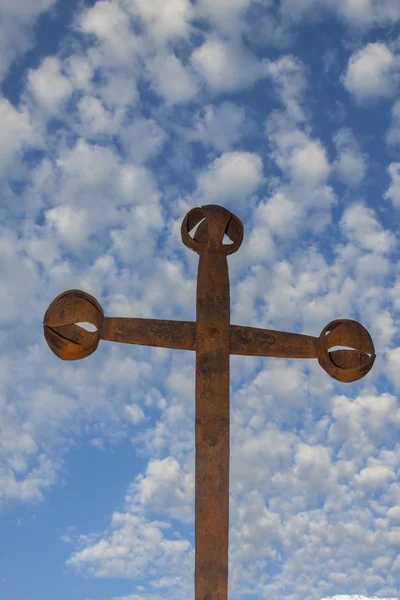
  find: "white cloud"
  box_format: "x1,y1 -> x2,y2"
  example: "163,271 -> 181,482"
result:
384,162 -> 400,208
182,102 -> 247,152
28,388 -> 79,430
322,597 -> 397,600
229,491 -> 282,566
253,362 -> 308,407
112,596 -> 156,600
0,0 -> 57,82
37,139 -> 162,252
55,139 -> 119,193
76,95 -> 124,137
124,456 -> 193,522
67,511 -> 193,580
342,43 -> 400,103
253,192 -> 304,239
124,404 -> 145,425
355,463 -> 396,491
196,151 -> 264,207
339,203 -> 396,254
0,227 -> 44,325
108,204 -> 164,268
236,221 -> 276,270
146,54 -> 198,105
231,424 -> 297,490
365,306 -> 394,349
1,0 -> 55,20
263,55 -> 307,122
99,71 -> 140,108
103,250 -> 196,319
387,507 -> 400,522
119,117 -> 167,164
228,382 -> 400,596
191,35 -> 264,92
72,3 -> 141,108
261,251 -> 330,329
280,0 -> 400,28
278,0 -> 324,22
337,0 -> 400,26
118,164 -> 160,204
0,338 -> 162,507
290,139 -> 330,186
0,454 -> 59,503
64,55 -> 93,92
194,0 -> 253,36
333,128 -> 367,187
267,113 -> 331,189
80,0 -> 141,67
329,393 -> 400,449
386,99 -> 400,144
0,97 -> 35,174
231,264 -> 275,326
356,253 -> 391,286
45,205 -> 89,246
386,347 -> 400,389
388,277 -> 400,314
27,56 -> 73,113
123,0 -> 192,44
294,443 -> 334,486
262,56 -> 337,238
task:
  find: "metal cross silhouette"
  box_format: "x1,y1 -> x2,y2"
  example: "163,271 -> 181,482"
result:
43,204 -> 375,600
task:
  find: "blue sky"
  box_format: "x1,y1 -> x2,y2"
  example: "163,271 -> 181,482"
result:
1,1 -> 400,599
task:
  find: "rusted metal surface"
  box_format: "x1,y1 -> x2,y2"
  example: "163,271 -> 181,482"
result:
43,204 -> 376,600
101,317 -> 196,351
44,315 -> 373,366
317,318 -> 375,382
181,205 -> 244,600
43,289 -> 103,360
230,324 -> 319,358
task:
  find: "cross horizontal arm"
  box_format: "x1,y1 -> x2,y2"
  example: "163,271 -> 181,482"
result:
231,324 -> 318,358
100,317 -> 196,351
100,317 -> 319,358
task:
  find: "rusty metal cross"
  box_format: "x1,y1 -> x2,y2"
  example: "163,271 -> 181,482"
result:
43,204 -> 376,600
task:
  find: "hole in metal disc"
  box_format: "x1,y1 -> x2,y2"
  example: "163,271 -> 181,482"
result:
191,218 -> 206,235
75,322 -> 97,332
329,345 -> 372,358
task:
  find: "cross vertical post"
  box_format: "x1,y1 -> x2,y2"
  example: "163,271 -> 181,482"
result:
43,204 -> 375,600
182,205 -> 243,598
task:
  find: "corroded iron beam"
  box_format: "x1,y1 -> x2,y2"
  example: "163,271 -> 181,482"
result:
45,306 -> 375,379
63,315 -> 321,357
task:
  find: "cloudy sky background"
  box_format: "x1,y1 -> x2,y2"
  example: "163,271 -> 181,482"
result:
1,0 -> 400,599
